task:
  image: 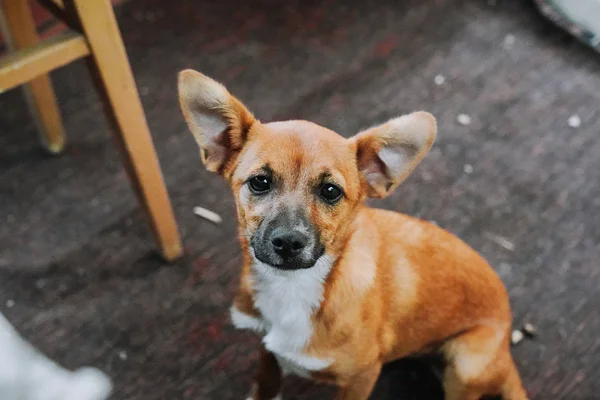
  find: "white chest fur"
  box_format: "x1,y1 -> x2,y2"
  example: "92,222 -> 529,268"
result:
230,255 -> 334,377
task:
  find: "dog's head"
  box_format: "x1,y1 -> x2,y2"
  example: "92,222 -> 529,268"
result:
179,70 -> 436,270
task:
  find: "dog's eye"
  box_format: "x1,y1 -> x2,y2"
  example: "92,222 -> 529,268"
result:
248,175 -> 272,194
319,183 -> 343,204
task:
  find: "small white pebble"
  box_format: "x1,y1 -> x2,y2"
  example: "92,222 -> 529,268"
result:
503,34 -> 516,49
523,323 -> 537,337
567,114 -> 581,128
511,330 -> 524,345
118,351 -> 128,360
6,299 -> 15,308
457,114 -> 471,125
193,206 -> 222,224
463,164 -> 474,174
434,74 -> 445,85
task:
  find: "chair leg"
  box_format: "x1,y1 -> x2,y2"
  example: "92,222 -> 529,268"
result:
65,0 -> 183,261
0,0 -> 66,153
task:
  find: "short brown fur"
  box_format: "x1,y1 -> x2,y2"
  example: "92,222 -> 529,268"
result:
178,70 -> 527,400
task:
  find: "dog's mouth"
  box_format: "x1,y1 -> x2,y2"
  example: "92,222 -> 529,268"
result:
249,243 -> 324,271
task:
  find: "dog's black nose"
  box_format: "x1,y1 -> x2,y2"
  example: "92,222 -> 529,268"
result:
270,229 -> 308,259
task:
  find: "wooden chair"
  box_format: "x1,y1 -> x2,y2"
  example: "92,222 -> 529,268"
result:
0,0 -> 183,261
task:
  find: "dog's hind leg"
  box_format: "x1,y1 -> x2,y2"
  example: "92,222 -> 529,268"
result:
442,325 -> 527,400
500,355 -> 529,400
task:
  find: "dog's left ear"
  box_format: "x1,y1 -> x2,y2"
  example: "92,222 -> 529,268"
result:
351,111 -> 437,198
178,69 -> 256,173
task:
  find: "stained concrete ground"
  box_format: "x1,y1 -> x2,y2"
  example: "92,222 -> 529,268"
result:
1,0 -> 599,399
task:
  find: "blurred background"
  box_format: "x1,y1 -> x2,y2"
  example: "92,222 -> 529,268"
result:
1,0 -> 599,399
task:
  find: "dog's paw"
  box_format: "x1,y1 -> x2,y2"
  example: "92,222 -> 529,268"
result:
245,385 -> 282,400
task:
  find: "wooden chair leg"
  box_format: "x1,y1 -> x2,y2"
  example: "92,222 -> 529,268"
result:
65,0 -> 183,261
0,0 -> 66,153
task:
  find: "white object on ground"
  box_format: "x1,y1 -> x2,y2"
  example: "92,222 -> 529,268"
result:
457,114 -> 471,125
523,323 -> 537,337
463,164 -> 474,174
483,232 -> 515,251
0,313 -> 112,400
503,34 -> 516,49
434,74 -> 445,85
193,206 -> 223,224
511,329 -> 524,345
568,114 -> 582,128
5,300 -> 15,308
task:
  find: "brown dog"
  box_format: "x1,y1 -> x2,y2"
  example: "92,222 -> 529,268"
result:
178,70 -> 528,400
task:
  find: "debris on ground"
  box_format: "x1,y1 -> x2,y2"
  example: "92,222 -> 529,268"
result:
511,329 -> 524,345
503,34 -> 516,49
463,164 -> 474,174
483,232 -> 515,251
5,299 -> 15,308
511,323 -> 537,346
118,351 -> 128,361
568,114 -> 581,128
457,113 -> 472,125
522,323 -> 537,338
434,74 -> 445,85
193,206 -> 223,224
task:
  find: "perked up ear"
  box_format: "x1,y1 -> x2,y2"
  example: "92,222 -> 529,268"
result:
178,69 -> 256,173
351,111 -> 437,198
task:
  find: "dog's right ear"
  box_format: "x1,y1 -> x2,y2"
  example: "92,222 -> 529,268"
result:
178,69 -> 256,173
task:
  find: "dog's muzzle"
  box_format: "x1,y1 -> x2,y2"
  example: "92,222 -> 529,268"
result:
250,209 -> 324,270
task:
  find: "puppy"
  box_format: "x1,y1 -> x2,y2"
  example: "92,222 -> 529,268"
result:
178,70 -> 528,400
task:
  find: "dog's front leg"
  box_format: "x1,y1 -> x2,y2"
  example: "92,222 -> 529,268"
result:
335,363 -> 382,400
247,347 -> 282,400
